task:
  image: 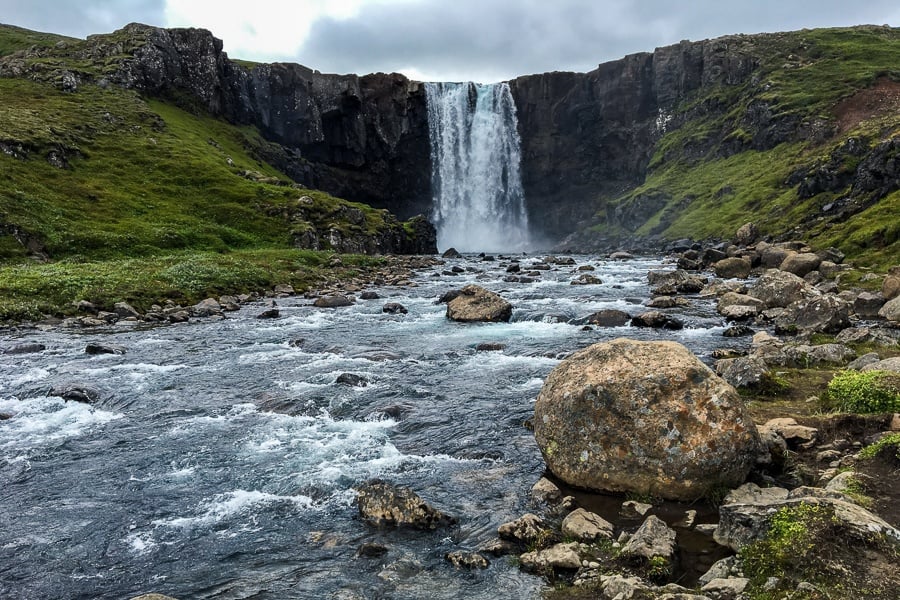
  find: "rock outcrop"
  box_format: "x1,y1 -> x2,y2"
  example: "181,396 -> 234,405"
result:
533,338 -> 761,501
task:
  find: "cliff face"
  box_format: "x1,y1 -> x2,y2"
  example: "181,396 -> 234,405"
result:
509,36 -> 792,238
510,27 -> 900,253
105,24 -> 432,219
2,23 -> 897,260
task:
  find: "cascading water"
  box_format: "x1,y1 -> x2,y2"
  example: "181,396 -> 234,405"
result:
425,82 -> 531,252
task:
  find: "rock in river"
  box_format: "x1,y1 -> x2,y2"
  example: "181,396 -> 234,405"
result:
533,338 -> 761,501
446,285 -> 512,323
356,480 -> 455,530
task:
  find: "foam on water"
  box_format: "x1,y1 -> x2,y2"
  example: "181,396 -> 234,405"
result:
152,489 -> 315,529
3,367 -> 52,390
0,396 -> 123,451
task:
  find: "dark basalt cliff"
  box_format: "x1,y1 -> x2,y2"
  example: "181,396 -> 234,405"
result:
3,22 -> 897,257
85,24 -> 432,219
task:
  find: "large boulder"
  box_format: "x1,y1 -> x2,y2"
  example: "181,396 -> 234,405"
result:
882,268 -> 900,300
879,296 -> 900,322
533,339 -> 761,501
775,295 -> 851,334
446,285 -> 512,322
779,252 -> 821,277
712,257 -> 752,279
747,269 -> 815,308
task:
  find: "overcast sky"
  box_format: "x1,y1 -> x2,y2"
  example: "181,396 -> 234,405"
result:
2,0 -> 899,82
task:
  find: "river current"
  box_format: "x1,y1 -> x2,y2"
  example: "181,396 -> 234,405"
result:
0,254 -> 744,600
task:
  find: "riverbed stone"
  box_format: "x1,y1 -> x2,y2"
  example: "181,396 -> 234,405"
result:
775,295 -> 851,334
748,269 -> 814,308
85,343 -> 126,355
314,295 -> 353,308
780,252 -> 821,277
446,285 -> 512,322
713,257 -> 752,279
531,477 -> 562,505
519,542 -> 582,572
49,384 -> 101,404
191,298 -> 222,317
561,508 -> 614,542
356,480 -> 455,530
631,311 -> 684,330
498,513 -> 549,545
445,551 -> 489,570
879,296 -> 900,322
621,515 -> 677,563
585,309 -> 631,327
4,343 -> 46,354
533,338 -> 761,501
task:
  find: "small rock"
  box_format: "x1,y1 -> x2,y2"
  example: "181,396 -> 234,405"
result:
498,513 -> 549,545
561,508 -> 614,541
356,480 -> 455,530
631,311 -> 684,330
336,373 -> 368,387
700,577 -> 749,599
168,310 -> 190,323
191,298 -> 222,317
571,273 -> 602,285
519,542 -> 582,572
360,291 -> 380,300
531,477 -> 562,505
314,295 -> 353,308
113,301 -> 141,319
585,309 -> 631,327
256,308 -> 280,319
382,302 -> 408,314
475,342 -> 505,352
445,551 -> 489,570
621,515 -> 677,562
274,283 -> 294,296
620,500 -> 652,520
4,343 -> 46,355
49,384 -> 101,404
441,247 -> 461,259
357,542 -> 388,558
85,343 -> 126,355
218,295 -> 240,311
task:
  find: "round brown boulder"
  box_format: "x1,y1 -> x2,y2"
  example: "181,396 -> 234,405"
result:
446,285 -> 512,322
533,338 -> 761,501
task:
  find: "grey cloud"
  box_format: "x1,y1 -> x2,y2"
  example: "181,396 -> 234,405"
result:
298,0 -> 899,81
0,0 -> 165,39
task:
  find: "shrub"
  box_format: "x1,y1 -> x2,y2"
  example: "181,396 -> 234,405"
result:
826,370 -> 900,413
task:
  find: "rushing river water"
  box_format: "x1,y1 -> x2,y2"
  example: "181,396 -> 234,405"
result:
0,255 -> 745,600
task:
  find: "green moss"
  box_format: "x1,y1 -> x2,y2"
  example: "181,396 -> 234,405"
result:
859,432 -> 900,460
741,502 -> 835,583
825,370 -> 900,413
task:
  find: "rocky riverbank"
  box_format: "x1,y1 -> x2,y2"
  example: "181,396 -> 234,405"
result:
5,242 -> 899,600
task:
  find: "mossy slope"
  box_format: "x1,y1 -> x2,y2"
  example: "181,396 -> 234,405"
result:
593,26 -> 900,267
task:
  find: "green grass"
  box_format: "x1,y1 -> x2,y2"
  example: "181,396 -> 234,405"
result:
859,432 -> 900,460
590,26 -> 900,267
0,23 -> 77,57
0,249 -> 384,321
825,370 -> 900,413
0,77 -> 411,262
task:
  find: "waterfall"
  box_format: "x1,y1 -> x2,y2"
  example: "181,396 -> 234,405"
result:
425,82 -> 531,252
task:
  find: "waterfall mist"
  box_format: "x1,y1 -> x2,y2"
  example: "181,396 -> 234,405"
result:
425,82 -> 531,253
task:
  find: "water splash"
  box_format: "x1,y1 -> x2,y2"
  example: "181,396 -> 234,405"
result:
425,82 -> 531,252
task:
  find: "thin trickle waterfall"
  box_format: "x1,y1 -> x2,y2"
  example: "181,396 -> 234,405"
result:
425,82 -> 531,252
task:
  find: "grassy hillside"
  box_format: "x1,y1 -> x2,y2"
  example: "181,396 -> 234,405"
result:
0,25 -> 426,321
596,26 -> 900,267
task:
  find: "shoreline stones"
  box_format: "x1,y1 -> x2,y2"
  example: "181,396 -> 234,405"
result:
534,338 -> 761,501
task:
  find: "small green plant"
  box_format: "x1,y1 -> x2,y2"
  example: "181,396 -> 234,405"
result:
645,555 -> 671,582
859,432 -> 900,460
826,370 -> 900,413
741,502 -> 836,582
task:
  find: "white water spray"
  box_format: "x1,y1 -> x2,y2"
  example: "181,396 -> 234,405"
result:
425,82 -> 531,252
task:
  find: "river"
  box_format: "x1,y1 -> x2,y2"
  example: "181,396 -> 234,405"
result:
0,254 -> 742,599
